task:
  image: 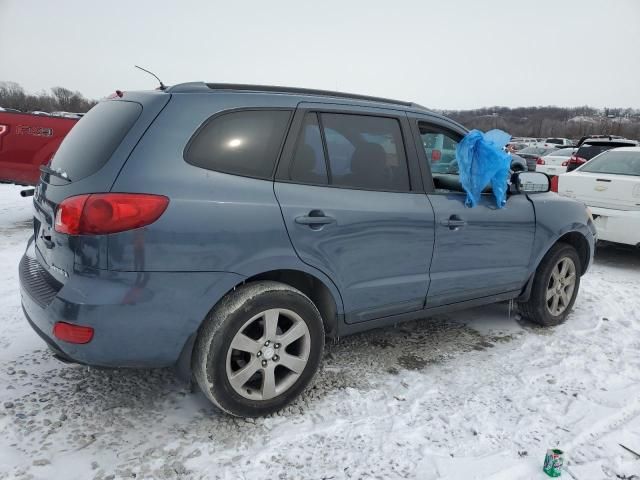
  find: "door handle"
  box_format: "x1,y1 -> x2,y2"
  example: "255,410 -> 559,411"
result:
440,215 -> 467,230
295,210 -> 335,228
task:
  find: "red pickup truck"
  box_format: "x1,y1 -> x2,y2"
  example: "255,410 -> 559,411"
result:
0,111 -> 78,185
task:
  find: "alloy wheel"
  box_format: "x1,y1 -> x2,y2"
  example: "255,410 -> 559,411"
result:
225,308 -> 311,401
545,257 -> 577,316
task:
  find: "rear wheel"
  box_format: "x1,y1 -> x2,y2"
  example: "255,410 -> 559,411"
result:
193,281 -> 324,417
518,243 -> 581,326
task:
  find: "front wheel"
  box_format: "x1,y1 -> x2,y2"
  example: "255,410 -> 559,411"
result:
518,243 -> 581,326
192,281 -> 325,417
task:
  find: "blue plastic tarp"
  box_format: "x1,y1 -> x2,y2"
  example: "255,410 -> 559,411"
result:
456,129 -> 512,208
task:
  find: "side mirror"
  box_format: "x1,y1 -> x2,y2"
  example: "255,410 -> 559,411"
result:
513,171 -> 550,193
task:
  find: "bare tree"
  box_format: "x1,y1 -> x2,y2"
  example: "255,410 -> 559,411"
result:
0,81 -> 97,113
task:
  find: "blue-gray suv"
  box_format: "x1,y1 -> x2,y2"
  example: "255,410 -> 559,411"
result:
20,83 -> 596,416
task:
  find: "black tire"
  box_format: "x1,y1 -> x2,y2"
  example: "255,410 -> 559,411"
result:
518,242 -> 581,326
192,281 -> 324,417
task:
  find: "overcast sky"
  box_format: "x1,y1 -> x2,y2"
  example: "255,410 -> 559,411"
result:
1,0 -> 639,110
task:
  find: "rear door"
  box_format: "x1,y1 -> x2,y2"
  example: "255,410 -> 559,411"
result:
409,116 -> 535,307
275,104 -> 434,323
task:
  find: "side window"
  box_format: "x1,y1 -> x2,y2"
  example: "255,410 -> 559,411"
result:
419,124 -> 465,193
185,110 -> 291,179
420,128 -> 461,175
320,113 -> 410,191
289,113 -> 328,184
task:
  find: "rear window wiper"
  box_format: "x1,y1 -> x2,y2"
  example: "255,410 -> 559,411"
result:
40,165 -> 72,183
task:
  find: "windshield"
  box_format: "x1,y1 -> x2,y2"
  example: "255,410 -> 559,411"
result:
579,150 -> 640,176
49,100 -> 142,183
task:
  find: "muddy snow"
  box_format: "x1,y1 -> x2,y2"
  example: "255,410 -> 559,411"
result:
0,184 -> 639,479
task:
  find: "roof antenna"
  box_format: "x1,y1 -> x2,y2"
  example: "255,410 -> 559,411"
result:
134,65 -> 166,90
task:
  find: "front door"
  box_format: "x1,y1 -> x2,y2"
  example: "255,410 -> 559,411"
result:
411,117 -> 535,307
275,106 -> 435,323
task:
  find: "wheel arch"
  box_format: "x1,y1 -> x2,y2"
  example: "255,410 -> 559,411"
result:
176,267 -> 344,380
519,230 -> 592,302
556,231 -> 591,275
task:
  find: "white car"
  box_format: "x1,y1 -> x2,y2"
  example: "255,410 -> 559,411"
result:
558,147 -> 640,246
544,137 -> 574,147
536,148 -> 576,176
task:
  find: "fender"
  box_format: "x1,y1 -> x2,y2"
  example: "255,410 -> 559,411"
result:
527,192 -> 596,278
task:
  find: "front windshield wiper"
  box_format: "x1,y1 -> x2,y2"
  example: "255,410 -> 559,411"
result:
40,165 -> 72,183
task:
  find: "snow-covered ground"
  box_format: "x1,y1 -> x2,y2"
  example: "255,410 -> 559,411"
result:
0,183 -> 639,480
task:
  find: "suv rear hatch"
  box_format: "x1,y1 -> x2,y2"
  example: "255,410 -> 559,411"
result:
32,92 -> 170,283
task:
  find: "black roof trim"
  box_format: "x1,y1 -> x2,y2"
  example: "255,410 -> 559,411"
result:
167,81 -> 426,109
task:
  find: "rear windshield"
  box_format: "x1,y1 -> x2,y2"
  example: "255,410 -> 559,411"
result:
579,150 -> 640,176
548,148 -> 574,157
49,101 -> 142,183
519,146 -> 554,155
545,138 -> 564,145
576,143 -> 620,160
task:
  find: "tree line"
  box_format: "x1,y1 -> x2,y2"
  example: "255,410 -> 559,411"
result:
2,81 -> 640,140
0,81 -> 97,113
443,105 -> 640,140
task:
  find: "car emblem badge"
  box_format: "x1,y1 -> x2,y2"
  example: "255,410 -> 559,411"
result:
594,185 -> 607,192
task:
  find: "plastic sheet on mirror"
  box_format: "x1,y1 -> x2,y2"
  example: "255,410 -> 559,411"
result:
456,129 -> 512,208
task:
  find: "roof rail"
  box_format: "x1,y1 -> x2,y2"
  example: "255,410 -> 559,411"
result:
167,82 -> 423,109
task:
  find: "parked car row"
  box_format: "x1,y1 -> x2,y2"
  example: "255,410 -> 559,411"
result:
534,137 -> 638,176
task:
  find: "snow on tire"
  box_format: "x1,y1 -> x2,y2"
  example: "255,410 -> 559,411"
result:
192,281 -> 325,417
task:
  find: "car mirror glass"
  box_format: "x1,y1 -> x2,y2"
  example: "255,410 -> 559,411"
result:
514,172 -> 550,193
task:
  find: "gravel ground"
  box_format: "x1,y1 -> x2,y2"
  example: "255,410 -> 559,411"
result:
1,184 -> 639,479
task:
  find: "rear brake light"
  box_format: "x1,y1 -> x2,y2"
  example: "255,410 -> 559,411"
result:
53,322 -> 94,344
55,193 -> 169,235
550,176 -> 559,192
0,125 -> 7,136
569,155 -> 587,165
536,157 -> 545,165
431,149 -> 441,161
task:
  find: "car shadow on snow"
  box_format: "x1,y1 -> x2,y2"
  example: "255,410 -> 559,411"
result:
4,307 -> 522,422
594,241 -> 640,270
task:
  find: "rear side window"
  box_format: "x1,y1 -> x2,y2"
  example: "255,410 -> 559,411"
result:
320,113 -> 409,191
186,110 -> 291,179
50,100 -> 142,183
289,113 -> 328,185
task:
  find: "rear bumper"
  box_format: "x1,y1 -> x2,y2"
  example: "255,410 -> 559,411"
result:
536,165 -> 566,176
590,207 -> 640,247
20,247 -> 244,368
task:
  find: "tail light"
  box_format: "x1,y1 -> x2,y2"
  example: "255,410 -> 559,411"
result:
431,149 -> 441,161
55,193 -> 169,235
550,176 -> 559,192
536,157 -> 545,165
569,155 -> 587,166
0,125 -> 7,136
53,321 -> 94,344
